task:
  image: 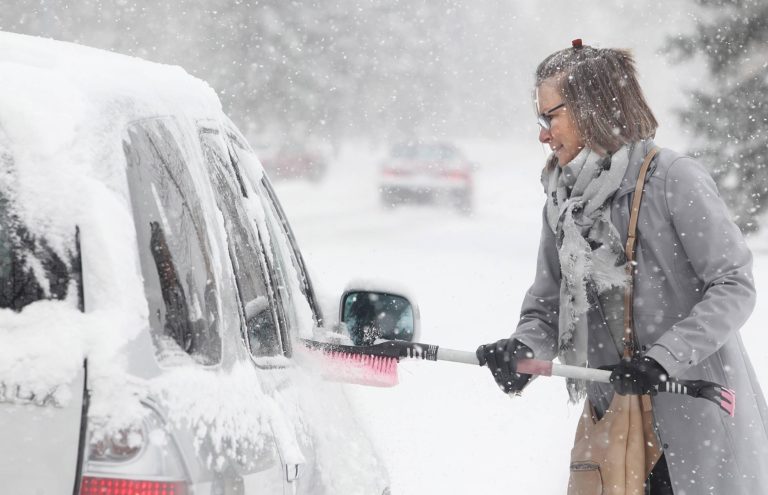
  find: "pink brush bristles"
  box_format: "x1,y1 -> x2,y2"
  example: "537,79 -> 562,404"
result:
315,350 -> 399,387
721,388 -> 736,417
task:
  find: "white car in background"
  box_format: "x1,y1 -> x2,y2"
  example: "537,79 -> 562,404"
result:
0,32 -> 392,495
378,141 -> 474,214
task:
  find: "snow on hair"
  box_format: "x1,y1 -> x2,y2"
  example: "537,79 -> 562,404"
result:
535,45 -> 658,155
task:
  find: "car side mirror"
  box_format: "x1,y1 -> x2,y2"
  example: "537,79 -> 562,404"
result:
340,290 -> 419,346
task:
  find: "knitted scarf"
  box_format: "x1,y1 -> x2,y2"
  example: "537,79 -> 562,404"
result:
542,145 -> 632,402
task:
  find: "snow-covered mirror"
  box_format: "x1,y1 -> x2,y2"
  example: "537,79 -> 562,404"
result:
341,291 -> 417,346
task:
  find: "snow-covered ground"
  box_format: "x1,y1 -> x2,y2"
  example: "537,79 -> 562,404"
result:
273,140 -> 768,494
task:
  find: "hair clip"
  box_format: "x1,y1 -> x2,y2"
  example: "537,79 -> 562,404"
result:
572,39 -> 583,49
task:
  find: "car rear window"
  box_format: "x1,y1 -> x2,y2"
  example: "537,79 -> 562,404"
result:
124,120 -> 222,365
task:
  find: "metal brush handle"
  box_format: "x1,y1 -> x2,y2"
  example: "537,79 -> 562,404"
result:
434,347 -> 478,365
431,347 -> 735,416
432,348 -> 610,381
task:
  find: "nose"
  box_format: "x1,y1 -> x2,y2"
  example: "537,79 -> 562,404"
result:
538,126 -> 551,144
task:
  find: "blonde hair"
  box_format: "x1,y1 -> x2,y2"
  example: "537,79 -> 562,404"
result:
536,45 -> 658,160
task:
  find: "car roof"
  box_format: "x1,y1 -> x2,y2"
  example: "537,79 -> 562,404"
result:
0,31 -> 227,252
0,31 -> 221,123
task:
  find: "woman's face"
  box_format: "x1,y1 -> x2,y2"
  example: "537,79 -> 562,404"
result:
536,79 -> 585,166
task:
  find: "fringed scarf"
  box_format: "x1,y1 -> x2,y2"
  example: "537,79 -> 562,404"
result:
542,145 -> 633,402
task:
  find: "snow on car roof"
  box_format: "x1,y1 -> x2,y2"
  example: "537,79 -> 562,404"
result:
0,30 -> 221,125
0,30 -> 222,232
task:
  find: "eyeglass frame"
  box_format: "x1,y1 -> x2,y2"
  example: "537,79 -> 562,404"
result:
536,102 -> 566,130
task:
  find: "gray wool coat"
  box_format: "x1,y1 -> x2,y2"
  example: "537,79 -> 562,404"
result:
513,140 -> 768,494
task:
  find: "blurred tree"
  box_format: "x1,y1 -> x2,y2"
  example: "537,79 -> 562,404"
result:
666,0 -> 768,232
0,0 -> 462,150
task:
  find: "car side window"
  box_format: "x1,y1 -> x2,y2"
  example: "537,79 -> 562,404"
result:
124,119 -> 221,365
257,178 -> 324,326
225,130 -> 319,345
199,129 -> 283,358
253,188 -> 301,338
0,148 -> 79,312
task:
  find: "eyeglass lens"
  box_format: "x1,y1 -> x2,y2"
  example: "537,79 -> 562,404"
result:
537,102 -> 565,130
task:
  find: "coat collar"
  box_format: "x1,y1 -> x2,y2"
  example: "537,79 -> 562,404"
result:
614,139 -> 658,201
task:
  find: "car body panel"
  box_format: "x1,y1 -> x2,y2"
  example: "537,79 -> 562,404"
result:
0,365 -> 86,494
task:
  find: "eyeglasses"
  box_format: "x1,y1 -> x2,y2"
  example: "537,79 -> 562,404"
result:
537,102 -> 565,130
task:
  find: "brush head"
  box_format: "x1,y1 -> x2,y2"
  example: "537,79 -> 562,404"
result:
299,340 -> 400,387
690,380 -> 737,417
320,351 -> 399,387
720,388 -> 736,418
659,379 -> 737,417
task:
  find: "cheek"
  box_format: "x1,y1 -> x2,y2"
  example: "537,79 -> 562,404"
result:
551,120 -> 573,143
561,124 -> 583,148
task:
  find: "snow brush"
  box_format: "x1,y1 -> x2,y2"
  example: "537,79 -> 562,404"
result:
301,338 -> 736,417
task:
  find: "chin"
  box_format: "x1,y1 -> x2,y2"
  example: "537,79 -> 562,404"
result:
555,153 -> 571,166
558,150 -> 581,165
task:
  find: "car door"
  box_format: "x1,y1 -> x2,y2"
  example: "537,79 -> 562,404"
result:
0,174 -> 87,494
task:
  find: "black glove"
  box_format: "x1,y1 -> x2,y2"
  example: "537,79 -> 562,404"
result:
608,355 -> 668,396
476,338 -> 533,395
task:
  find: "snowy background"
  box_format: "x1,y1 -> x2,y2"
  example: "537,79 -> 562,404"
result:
262,4 -> 766,493
273,139 -> 768,494
3,0 -> 767,492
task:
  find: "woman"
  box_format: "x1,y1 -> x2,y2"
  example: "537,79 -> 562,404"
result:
477,41 -> 768,493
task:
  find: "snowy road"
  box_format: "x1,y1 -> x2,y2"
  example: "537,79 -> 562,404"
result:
273,140 -> 768,494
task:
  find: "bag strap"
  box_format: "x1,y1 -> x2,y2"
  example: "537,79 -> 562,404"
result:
622,147 -> 661,359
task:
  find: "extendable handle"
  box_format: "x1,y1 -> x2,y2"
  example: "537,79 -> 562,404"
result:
432,348 -> 735,416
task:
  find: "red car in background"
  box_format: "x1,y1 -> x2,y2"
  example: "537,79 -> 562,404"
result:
378,141 -> 474,214
260,144 -> 328,182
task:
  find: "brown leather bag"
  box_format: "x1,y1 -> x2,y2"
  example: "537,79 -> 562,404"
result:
567,148 -> 663,495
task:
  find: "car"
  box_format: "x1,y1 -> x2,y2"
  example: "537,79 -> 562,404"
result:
0,32 -> 392,495
259,143 -> 328,182
378,141 -> 474,214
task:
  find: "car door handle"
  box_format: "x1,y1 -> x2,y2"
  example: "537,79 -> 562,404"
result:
285,463 -> 302,483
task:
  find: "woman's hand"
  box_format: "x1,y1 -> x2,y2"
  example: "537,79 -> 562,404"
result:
476,338 -> 534,395
608,355 -> 668,395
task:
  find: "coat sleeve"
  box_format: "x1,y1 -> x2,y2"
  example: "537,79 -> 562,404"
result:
645,157 -> 756,377
512,207 -> 561,361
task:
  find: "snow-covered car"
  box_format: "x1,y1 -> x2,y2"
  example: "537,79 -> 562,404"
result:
0,32 -> 390,495
378,141 -> 474,214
